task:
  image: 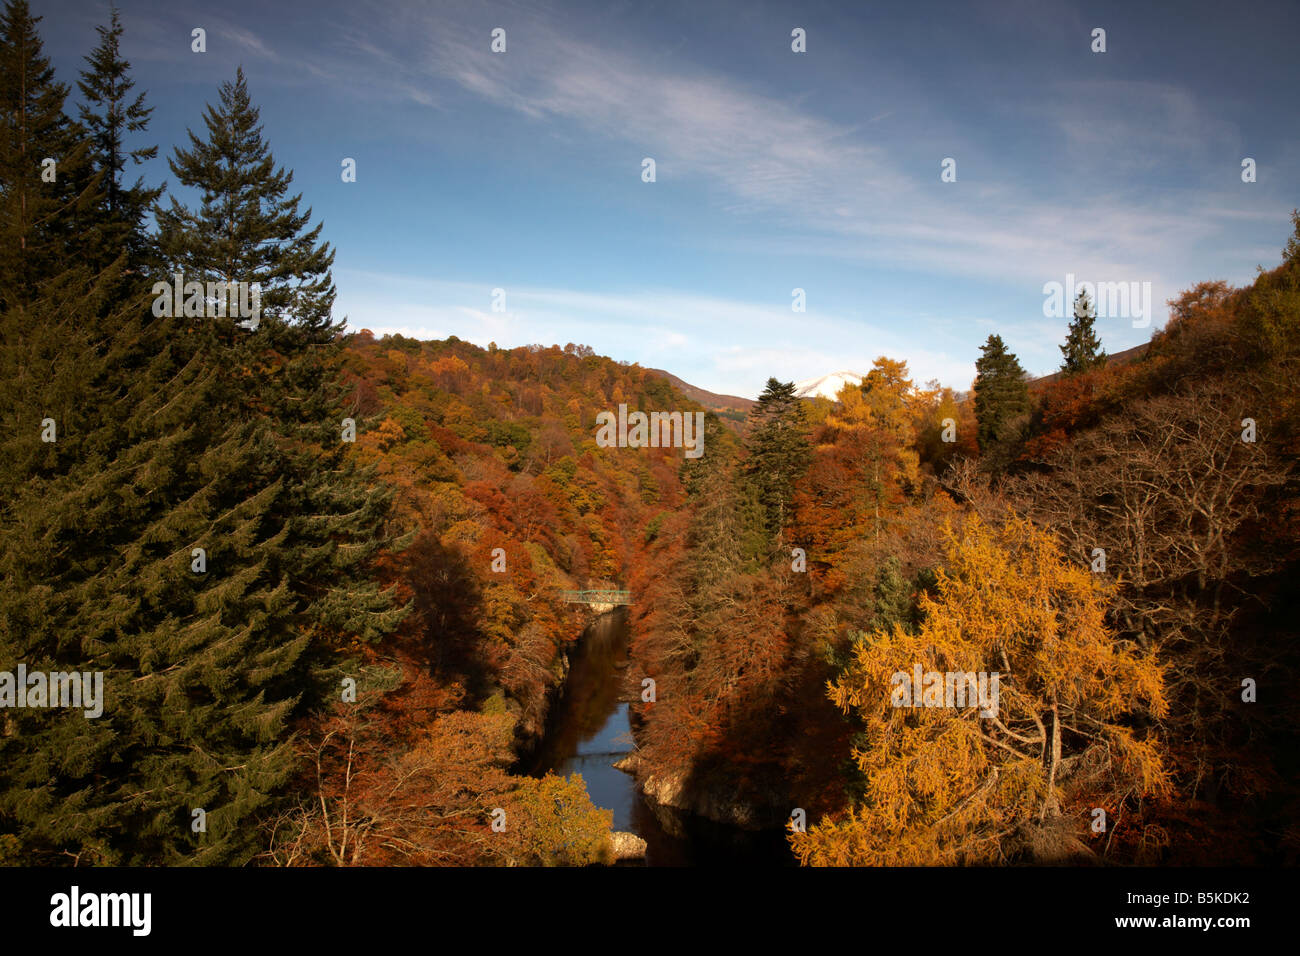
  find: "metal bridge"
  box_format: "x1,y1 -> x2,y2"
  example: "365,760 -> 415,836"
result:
561,589 -> 633,606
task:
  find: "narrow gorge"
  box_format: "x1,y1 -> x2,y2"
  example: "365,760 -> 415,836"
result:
527,609 -> 793,866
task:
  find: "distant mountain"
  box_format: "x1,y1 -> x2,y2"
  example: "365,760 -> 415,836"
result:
793,371 -> 863,401
645,369 -> 755,425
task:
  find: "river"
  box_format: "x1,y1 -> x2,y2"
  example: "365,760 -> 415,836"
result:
528,607 -> 794,866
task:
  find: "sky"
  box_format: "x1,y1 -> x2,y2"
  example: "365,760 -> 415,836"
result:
39,0 -> 1300,397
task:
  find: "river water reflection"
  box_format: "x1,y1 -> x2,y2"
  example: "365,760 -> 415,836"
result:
529,608 -> 793,866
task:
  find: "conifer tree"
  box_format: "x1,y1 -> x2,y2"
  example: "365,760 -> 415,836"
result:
0,53 -> 407,864
0,275 -> 339,864
154,66 -> 406,651
684,415 -> 764,590
0,0 -> 123,489
745,378 -> 811,547
155,66 -> 337,367
0,24 -> 163,856
0,0 -> 96,307
1059,290 -> 1107,374
76,4 -> 160,274
973,334 -> 1030,453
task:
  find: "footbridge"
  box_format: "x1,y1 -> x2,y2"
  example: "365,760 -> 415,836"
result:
560,589 -> 633,606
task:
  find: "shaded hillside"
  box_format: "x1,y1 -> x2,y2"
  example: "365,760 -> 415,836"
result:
628,213 -> 1300,866
1029,340 -> 1150,391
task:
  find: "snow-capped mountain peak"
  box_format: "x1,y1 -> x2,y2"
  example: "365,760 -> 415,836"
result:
792,371 -> 862,401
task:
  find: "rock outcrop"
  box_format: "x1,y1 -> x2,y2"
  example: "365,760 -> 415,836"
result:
619,751 -> 784,831
609,831 -> 647,861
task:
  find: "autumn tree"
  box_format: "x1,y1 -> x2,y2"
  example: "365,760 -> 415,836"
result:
631,414 -> 795,808
498,773 -> 614,866
1240,208 -> 1300,362
1009,378 -> 1292,806
854,357 -> 915,438
915,383 -> 972,472
266,645 -> 612,867
791,514 -> 1170,866
792,424 -> 908,589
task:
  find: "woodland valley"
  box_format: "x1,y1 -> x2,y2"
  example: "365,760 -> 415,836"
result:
2,1 -> 1298,868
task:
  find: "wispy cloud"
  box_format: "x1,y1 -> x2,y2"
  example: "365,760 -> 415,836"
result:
98,0 -> 1293,394
335,0 -> 1287,309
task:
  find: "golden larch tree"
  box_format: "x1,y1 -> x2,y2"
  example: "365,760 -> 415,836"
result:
792,513 -> 1170,865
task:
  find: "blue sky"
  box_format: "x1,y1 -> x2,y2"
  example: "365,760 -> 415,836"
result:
41,0 -> 1300,397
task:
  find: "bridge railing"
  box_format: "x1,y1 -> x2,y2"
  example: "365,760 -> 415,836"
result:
560,589 -> 633,605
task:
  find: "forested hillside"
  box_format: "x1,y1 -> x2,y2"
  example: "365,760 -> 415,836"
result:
0,1 -> 691,866
627,225 -> 1300,865
1,0 -> 1295,869
291,333 -> 702,864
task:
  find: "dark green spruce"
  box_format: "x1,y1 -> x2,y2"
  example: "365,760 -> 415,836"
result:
1059,290 -> 1107,374
744,378 -> 811,548
0,0 -> 95,307
973,334 -> 1030,454
76,4 -> 161,275
0,36 -> 408,864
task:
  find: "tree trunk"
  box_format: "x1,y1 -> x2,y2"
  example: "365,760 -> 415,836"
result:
1040,696 -> 1062,821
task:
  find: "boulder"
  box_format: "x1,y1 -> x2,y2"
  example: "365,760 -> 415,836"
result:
609,831 -> 647,861
612,753 -> 641,774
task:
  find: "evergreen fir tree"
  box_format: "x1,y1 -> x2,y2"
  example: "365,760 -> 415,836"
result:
682,415 -> 765,591
153,66 -> 406,652
155,66 -> 337,368
0,45 -> 162,857
973,334 -> 1030,452
0,273 -> 327,863
0,282 -> 173,864
1059,290 -> 1107,374
0,53 -> 407,864
0,0 -> 125,488
0,0 -> 96,307
76,4 -> 160,274
744,378 -> 811,547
